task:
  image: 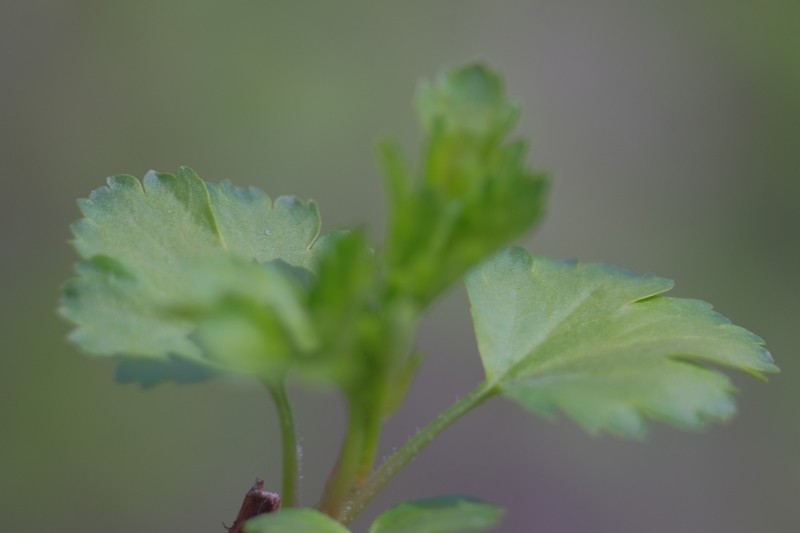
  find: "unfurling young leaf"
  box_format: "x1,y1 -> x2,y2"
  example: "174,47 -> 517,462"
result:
383,64 -> 548,307
369,496 -> 505,533
466,247 -> 778,437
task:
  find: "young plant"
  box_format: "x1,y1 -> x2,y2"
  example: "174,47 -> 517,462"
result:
60,63 -> 778,532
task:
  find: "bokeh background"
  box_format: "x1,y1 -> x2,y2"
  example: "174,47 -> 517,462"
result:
1,2 -> 798,532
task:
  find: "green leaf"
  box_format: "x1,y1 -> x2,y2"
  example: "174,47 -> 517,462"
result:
380,350 -> 423,418
178,257 -> 318,378
384,63 -> 548,306
206,181 -> 332,270
195,230 -> 386,389
369,496 -> 505,533
114,355 -> 219,388
416,63 -> 518,140
61,167 -> 330,385
301,231 -> 384,386
466,247 -> 778,437
244,509 -> 350,533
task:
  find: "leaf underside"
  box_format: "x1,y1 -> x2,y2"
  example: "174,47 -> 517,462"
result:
466,247 -> 778,437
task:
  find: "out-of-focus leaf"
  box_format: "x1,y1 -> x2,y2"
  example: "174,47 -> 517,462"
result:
380,351 -> 423,419
177,256 -> 319,376
416,63 -> 518,144
369,496 -> 505,533
384,64 -> 548,307
307,232 -> 376,355
467,247 -> 778,437
244,509 -> 350,533
115,355 -> 220,388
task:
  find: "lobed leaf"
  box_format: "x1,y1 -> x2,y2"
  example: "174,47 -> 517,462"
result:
61,167 -> 331,385
369,496 -> 505,533
244,508 -> 350,533
466,247 -> 778,437
206,181 -> 333,270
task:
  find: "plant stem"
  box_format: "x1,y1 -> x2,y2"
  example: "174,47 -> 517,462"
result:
265,380 -> 299,508
355,408 -> 382,481
318,399 -> 373,519
340,381 -> 497,526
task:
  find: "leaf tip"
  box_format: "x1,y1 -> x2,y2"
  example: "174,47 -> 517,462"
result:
415,62 -> 518,136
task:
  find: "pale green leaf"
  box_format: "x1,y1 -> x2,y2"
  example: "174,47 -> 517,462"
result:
244,509 -> 350,533
206,181 -> 329,270
369,496 -> 505,533
466,247 -> 778,436
61,167 -> 330,384
62,255 -> 203,360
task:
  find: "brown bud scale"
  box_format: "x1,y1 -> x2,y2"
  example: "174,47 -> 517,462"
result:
226,479 -> 281,533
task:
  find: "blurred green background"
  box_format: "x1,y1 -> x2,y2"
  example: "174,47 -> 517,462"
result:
1,2 -> 798,532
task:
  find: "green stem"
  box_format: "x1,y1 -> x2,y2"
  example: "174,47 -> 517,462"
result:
265,380 -> 299,508
340,381 -> 497,526
318,399 -> 371,519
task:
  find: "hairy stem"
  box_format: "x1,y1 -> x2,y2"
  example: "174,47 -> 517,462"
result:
340,381 -> 497,525
265,380 -> 299,508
